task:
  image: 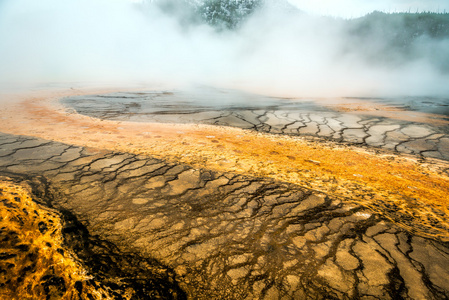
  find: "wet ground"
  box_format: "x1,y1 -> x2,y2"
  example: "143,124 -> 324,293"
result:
1,87 -> 449,299
63,88 -> 449,160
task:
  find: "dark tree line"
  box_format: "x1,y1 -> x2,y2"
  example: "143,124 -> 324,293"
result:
345,11 -> 449,71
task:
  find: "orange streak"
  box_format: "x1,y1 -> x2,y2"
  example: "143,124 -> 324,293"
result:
1,87 -> 448,240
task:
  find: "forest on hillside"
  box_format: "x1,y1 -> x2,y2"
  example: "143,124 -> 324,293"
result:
145,0 -> 449,71
346,11 -> 449,70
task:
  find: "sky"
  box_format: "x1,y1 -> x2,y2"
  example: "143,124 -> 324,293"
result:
287,0 -> 449,18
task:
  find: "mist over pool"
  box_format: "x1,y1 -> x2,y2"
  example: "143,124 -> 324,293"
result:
0,0 -> 449,98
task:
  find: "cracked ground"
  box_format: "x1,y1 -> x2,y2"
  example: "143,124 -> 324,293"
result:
63,89 -> 449,161
1,87 -> 449,299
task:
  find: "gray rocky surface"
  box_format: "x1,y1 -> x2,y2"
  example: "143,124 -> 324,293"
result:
63,91 -> 449,161
1,132 -> 449,299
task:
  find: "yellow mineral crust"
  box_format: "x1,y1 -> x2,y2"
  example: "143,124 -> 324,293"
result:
0,181 -> 84,299
0,180 -> 127,300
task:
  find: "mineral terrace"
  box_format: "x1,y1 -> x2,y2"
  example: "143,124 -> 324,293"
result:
0,87 -> 448,299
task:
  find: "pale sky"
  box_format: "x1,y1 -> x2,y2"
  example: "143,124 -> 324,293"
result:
286,0 -> 449,18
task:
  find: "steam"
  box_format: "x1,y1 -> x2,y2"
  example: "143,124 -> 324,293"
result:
0,0 -> 448,97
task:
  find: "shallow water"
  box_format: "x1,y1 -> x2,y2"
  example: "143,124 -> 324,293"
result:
62,87 -> 449,122
62,87 -> 326,117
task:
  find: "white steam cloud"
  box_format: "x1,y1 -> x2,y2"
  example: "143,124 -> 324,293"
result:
0,0 -> 448,97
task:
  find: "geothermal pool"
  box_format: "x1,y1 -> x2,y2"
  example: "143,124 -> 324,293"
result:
0,86 -> 449,299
